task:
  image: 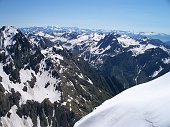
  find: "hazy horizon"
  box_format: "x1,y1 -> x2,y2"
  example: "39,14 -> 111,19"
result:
0,0 -> 170,34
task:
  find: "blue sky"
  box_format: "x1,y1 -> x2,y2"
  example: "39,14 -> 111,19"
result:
0,0 -> 170,34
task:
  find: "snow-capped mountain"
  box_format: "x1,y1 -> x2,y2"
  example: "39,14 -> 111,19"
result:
112,30 -> 170,42
1,26 -> 170,127
21,26 -> 170,42
21,26 -> 170,93
20,26 -> 110,35
74,71 -> 170,127
0,26 -> 112,127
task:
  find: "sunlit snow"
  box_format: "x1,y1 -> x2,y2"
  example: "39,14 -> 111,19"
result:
75,72 -> 170,127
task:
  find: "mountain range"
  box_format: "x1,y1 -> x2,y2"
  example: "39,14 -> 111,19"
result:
21,26 -> 170,42
21,26 -> 170,91
0,26 -> 170,127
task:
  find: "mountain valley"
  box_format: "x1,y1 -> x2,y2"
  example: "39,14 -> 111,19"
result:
0,26 -> 170,127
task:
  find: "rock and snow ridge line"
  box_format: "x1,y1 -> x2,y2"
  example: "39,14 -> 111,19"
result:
0,26 -> 97,104
0,26 -> 114,127
0,26 -> 63,104
0,26 -> 19,48
22,26 -> 170,57
22,26 -> 170,85
1,26 -> 170,126
20,26 -> 170,42
74,71 -> 170,127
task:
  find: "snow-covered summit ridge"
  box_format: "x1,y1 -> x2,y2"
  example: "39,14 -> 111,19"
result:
0,26 -> 62,104
74,71 -> 170,127
0,26 -> 19,48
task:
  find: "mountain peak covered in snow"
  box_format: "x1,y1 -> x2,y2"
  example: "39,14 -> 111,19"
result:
21,26 -> 170,89
0,26 -> 170,127
0,26 -> 113,127
0,26 -> 19,48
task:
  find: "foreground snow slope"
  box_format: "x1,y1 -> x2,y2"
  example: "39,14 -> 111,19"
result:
74,72 -> 170,127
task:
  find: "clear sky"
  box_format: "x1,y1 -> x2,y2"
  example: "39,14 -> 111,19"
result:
0,0 -> 170,34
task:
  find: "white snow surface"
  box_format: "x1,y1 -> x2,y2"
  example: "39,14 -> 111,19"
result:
117,35 -> 158,56
162,58 -> 170,64
1,105 -> 33,127
130,43 -> 157,56
74,72 -> 170,127
117,35 -> 139,47
0,62 -> 61,104
151,66 -> 163,78
0,26 -> 18,48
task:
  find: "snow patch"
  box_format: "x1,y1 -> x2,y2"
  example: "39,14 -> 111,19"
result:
130,44 -> 157,56
35,31 -> 45,36
117,35 -> 139,48
86,78 -> 93,85
151,66 -> 163,78
90,33 -> 105,42
51,37 -> 68,42
0,63 -> 61,104
162,58 -> 170,64
37,116 -> 41,127
1,105 -> 33,127
0,26 -> 18,48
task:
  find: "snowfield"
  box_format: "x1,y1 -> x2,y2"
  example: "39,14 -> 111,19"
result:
74,72 -> 170,127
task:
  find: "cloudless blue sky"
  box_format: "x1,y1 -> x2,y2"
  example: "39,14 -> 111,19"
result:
0,0 -> 170,34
